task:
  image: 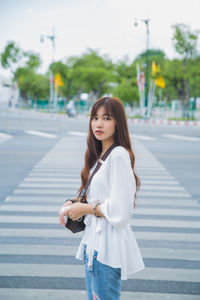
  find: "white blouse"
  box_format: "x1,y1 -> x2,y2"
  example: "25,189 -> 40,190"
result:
76,146 -> 145,280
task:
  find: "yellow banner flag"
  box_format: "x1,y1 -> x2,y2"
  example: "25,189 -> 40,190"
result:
152,61 -> 157,75
54,73 -> 64,90
152,62 -> 165,88
155,76 -> 166,88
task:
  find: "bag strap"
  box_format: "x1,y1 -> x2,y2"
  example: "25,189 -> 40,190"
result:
80,143 -> 117,201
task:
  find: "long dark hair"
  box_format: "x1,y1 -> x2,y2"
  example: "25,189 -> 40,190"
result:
78,96 -> 140,206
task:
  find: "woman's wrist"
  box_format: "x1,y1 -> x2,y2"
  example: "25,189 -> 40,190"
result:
84,203 -> 103,217
84,204 -> 93,215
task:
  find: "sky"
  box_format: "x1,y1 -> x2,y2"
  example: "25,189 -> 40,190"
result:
0,0 -> 200,78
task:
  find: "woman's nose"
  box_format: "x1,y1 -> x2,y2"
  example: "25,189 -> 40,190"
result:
96,119 -> 103,127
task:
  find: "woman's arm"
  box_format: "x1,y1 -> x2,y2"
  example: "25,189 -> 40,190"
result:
99,153 -> 136,228
67,202 -> 104,221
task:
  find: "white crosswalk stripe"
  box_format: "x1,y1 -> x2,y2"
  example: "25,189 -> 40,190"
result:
0,132 -> 13,144
0,289 -> 199,300
0,136 -> 200,299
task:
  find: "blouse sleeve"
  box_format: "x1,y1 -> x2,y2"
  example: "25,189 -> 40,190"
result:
99,152 -> 136,228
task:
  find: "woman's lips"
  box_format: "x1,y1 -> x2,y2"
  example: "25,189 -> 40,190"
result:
95,130 -> 104,135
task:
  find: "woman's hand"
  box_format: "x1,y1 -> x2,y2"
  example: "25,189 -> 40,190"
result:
59,200 -> 73,226
67,202 -> 86,221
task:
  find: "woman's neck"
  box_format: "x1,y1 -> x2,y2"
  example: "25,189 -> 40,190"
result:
101,140 -> 114,156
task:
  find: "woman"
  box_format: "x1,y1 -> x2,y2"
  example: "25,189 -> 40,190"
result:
59,97 -> 145,300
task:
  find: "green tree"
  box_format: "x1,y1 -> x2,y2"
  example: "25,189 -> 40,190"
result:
68,49 -> 115,101
1,41 -> 49,102
187,56 -> 200,100
24,52 -> 41,69
1,41 -> 22,73
112,58 -> 138,105
14,52 -> 48,101
49,50 -> 115,103
171,23 -> 199,108
15,68 -> 49,100
135,49 -> 166,65
172,23 -> 199,59
113,78 -> 138,105
163,59 -> 185,101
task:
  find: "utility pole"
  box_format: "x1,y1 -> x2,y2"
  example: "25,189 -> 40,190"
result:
40,27 -> 56,112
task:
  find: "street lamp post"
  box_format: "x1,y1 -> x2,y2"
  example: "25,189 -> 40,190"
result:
142,19 -> 150,115
40,28 -> 56,112
135,18 -> 150,118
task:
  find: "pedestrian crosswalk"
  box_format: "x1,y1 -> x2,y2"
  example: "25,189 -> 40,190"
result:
0,135 -> 200,299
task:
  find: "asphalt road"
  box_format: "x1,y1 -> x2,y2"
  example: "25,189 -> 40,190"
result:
1,108 -> 200,204
0,107 -> 200,299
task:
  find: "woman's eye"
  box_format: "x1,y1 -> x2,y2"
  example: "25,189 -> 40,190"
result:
92,116 -> 110,121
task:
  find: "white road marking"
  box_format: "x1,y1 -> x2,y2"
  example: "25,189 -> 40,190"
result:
24,177 -> 81,183
140,175 -> 175,180
1,205 -> 200,217
13,189 -> 73,195
138,191 -> 191,198
25,130 -> 58,139
0,264 -> 199,283
4,195 -> 199,207
0,289 -> 199,300
4,196 -> 66,203
0,228 -> 82,239
0,228 -> 200,242
0,132 -> 13,143
0,244 -> 199,261
0,289 -> 88,300
141,185 -> 186,191
68,131 -> 87,137
142,180 -> 179,185
0,215 -> 200,228
19,182 -> 79,188
162,134 -> 200,142
131,134 -> 156,141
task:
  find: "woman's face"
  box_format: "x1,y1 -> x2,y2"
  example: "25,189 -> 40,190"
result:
91,105 -> 116,144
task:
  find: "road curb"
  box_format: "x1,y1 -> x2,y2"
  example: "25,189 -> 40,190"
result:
128,119 -> 200,126
9,108 -> 200,126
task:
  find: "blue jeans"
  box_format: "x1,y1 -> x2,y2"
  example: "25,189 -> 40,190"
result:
84,245 -> 122,300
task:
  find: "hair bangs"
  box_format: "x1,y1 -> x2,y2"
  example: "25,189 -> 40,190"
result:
91,98 -> 114,119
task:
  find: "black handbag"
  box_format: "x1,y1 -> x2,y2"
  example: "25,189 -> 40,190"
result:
65,213 -> 86,233
64,143 -> 116,233
64,198 -> 86,233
